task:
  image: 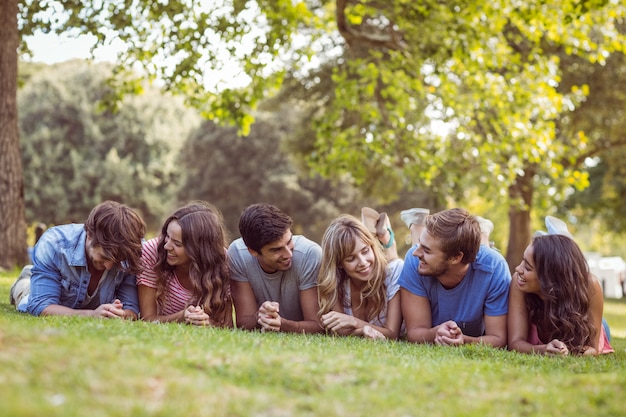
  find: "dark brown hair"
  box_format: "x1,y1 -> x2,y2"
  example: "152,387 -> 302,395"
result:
155,201 -> 231,326
526,234 -> 594,354
238,203 -> 293,253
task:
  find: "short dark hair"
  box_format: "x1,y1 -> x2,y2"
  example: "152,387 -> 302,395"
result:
425,208 -> 480,264
84,201 -> 146,274
238,203 -> 293,253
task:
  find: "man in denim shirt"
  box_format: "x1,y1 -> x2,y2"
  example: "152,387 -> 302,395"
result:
11,201 -> 145,319
399,208 -> 511,347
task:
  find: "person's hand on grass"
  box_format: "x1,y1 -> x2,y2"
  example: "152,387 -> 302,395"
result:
434,320 -> 464,346
258,301 -> 281,332
363,325 -> 386,340
94,299 -> 126,319
321,311 -> 358,334
545,339 -> 569,356
184,305 -> 211,326
582,345 -> 598,356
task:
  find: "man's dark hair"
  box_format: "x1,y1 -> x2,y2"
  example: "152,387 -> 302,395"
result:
238,203 -> 293,253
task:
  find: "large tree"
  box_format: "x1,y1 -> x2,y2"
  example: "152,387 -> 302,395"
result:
2,1 -> 626,268
1,0 -> 28,268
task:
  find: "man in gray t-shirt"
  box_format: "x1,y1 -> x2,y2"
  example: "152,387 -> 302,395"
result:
227,203 -> 323,334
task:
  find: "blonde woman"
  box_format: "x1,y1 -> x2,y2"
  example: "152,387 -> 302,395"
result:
318,214 -> 404,340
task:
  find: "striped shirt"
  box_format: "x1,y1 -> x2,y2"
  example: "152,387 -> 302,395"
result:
137,237 -> 192,315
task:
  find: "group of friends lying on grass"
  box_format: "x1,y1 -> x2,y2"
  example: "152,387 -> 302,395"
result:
10,200 -> 613,356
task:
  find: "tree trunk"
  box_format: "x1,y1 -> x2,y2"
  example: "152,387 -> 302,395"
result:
505,169 -> 535,273
0,0 -> 28,269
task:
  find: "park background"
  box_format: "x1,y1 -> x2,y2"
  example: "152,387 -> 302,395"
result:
3,1 -> 626,276
1,2 -> 626,415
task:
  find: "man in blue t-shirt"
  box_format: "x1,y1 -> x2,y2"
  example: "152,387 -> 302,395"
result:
399,208 -> 511,347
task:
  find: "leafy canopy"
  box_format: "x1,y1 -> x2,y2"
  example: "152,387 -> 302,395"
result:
18,0 -> 626,207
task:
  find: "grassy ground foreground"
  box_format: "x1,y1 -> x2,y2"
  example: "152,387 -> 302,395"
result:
0,270 -> 625,417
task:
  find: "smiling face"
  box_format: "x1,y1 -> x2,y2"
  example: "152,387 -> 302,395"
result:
163,220 -> 191,268
341,237 -> 376,284
514,244 -> 542,296
251,230 -> 294,273
412,230 -> 452,278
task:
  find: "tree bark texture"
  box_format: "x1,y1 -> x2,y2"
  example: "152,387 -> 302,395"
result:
0,0 -> 29,269
505,171 -> 535,273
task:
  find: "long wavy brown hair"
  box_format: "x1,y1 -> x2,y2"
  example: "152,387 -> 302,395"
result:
526,234 -> 595,354
155,201 -> 231,326
317,215 -> 388,323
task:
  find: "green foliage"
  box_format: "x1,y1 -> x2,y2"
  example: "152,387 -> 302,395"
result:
558,51 -> 626,233
176,112 -> 365,242
18,0 -> 323,134
14,0 -> 626,259
18,60 -> 199,229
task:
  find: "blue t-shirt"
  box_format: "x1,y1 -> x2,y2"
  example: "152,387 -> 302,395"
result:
399,245 -> 511,337
26,224 -> 139,316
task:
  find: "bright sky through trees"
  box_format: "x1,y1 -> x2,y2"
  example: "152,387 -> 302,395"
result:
24,31 -> 252,90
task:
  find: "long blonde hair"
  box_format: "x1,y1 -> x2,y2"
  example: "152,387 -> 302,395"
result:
317,215 -> 388,322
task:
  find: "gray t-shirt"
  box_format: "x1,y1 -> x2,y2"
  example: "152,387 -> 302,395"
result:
227,235 -> 321,321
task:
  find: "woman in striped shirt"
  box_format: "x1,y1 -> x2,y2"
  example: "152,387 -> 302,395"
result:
137,201 -> 233,327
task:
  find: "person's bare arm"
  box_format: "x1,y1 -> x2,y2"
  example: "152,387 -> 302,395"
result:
137,285 -> 184,322
507,282 -> 542,353
276,288 -> 323,334
322,293 -> 402,339
401,289 -> 437,343
463,314 -> 507,347
231,280 -> 259,330
584,277 -> 606,355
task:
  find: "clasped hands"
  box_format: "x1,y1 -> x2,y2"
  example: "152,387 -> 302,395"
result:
257,301 -> 281,332
184,305 -> 211,326
95,299 -> 126,319
434,320 -> 464,346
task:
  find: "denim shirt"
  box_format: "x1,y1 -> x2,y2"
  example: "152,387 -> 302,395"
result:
26,224 -> 139,316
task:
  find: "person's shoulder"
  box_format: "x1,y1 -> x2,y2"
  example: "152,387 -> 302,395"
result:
37,223 -> 84,247
227,237 -> 251,258
293,235 -> 321,253
228,237 -> 246,249
473,245 -> 509,273
142,237 -> 160,254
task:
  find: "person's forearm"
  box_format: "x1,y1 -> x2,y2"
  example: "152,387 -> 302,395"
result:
509,339 -> 548,354
236,313 -> 260,330
280,318 -> 323,334
350,319 -> 398,340
41,305 -> 94,317
464,334 -> 507,348
407,326 -> 437,344
141,310 -> 183,323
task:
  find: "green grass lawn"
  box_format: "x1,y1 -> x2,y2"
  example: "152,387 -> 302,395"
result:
1,270 -> 624,417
